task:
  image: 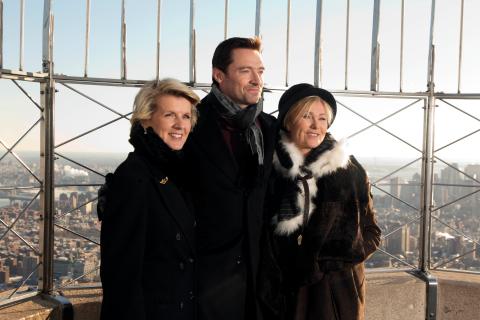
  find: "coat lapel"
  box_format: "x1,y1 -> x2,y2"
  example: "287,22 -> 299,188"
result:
190,95 -> 239,181
153,178 -> 195,252
258,113 -> 276,180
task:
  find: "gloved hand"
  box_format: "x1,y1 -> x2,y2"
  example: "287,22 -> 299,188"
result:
97,172 -> 114,221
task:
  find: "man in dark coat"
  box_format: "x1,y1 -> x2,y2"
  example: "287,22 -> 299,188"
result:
184,37 -> 276,320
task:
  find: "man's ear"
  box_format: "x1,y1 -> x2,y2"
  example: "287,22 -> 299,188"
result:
212,68 -> 224,84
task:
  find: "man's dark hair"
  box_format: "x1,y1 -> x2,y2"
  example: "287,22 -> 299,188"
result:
211,36 -> 262,86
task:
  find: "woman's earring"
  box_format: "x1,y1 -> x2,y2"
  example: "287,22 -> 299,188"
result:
143,127 -> 147,135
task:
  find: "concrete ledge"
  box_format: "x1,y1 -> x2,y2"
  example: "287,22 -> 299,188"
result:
365,270 -> 426,320
433,270 -> 480,320
0,271 -> 479,319
0,295 -> 60,320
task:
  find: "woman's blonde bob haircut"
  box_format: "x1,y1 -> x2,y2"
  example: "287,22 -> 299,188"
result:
130,79 -> 200,128
283,96 -> 333,131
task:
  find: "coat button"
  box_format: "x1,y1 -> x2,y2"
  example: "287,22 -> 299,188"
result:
193,220 -> 197,227
236,255 -> 242,265
189,291 -> 195,300
188,257 -> 194,263
179,262 -> 185,270
176,233 -> 181,240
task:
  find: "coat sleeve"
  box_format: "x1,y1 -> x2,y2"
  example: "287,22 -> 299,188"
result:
100,172 -> 149,320
360,177 -> 382,260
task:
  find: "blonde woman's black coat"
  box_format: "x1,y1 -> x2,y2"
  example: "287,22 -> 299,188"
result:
100,125 -> 196,320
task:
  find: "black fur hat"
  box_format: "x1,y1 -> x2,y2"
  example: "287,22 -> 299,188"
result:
277,83 -> 337,130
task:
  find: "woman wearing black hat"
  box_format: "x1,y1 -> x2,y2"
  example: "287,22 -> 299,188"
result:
259,83 -> 381,320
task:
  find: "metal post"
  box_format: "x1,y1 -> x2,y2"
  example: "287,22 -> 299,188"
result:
427,0 -> 436,88
39,0 -> 55,295
457,0 -> 464,93
255,0 -> 262,37
156,0 -> 162,81
314,0 -> 323,87
189,0 -> 196,84
344,0 -> 350,90
400,0 -> 405,92
224,0 -> 229,40
83,0 -> 90,77
370,0 -> 380,91
19,0 -> 25,71
285,0 -> 291,87
0,0 -> 3,69
121,0 -> 127,80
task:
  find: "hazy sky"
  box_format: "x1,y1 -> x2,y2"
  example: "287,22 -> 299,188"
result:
0,0 -> 479,164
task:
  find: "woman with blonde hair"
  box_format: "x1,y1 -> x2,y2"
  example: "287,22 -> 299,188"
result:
260,83 -> 381,320
100,79 -> 200,320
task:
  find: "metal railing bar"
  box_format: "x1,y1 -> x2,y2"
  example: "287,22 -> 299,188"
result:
372,157 -> 422,184
433,247 -> 476,270
431,215 -> 480,250
0,139 -> 42,183
375,247 -> 418,269
12,79 -> 44,111
54,152 -> 106,178
376,182 -> 422,187
439,99 -> 480,123
313,0 -> 323,87
370,0 -> 380,91
54,223 -> 100,246
54,112 -> 132,149
434,128 -> 480,153
399,0 -> 404,92
55,196 -> 98,221
434,156 -> 480,185
0,0 -> 3,69
346,98 -> 422,141
155,0 -> 162,81
121,0 -> 127,80
337,100 -> 422,153
0,117 -> 42,162
0,190 -> 41,242
255,0 -> 262,37
432,188 -> 480,212
427,0 -> 436,86
189,0 -> 195,84
60,83 -> 130,121
83,0 -> 90,77
54,183 -> 103,188
56,265 -> 100,290
223,0 -> 228,39
433,182 -> 480,188
285,0 -> 291,87
7,262 -> 40,300
381,214 -> 422,240
457,0 -> 464,93
0,186 -> 40,190
435,92 -> 480,99
0,217 -> 40,255
371,184 -> 419,212
19,0 -> 25,71
344,0 -> 350,90
0,70 -> 48,81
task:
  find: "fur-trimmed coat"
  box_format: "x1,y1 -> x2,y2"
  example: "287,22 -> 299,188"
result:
259,132 -> 381,320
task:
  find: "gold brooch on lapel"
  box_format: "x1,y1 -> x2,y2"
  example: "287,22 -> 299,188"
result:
159,177 -> 169,185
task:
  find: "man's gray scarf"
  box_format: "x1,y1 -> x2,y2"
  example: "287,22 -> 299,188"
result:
211,84 -> 264,165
